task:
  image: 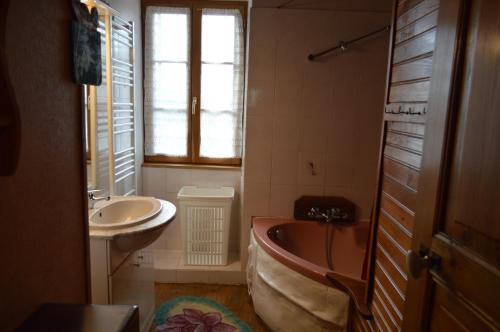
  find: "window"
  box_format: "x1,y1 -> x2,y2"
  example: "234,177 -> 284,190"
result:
143,1 -> 246,166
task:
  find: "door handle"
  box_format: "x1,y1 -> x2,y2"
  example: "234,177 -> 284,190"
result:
191,96 -> 197,115
406,247 -> 442,279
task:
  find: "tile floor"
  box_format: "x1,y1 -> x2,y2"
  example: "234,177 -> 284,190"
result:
154,250 -> 245,284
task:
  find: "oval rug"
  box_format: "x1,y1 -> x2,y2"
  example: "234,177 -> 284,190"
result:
155,295 -> 253,332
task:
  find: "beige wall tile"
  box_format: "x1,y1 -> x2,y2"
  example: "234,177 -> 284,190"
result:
243,182 -> 271,216
297,151 -> 326,186
272,116 -> 301,150
271,148 -> 299,185
299,117 -> 328,154
242,8 -> 390,266
269,184 -> 298,218
246,79 -> 276,117
325,153 -> 355,187
296,185 -> 325,197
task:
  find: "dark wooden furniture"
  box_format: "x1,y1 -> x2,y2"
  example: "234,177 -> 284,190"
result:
16,304 -> 140,332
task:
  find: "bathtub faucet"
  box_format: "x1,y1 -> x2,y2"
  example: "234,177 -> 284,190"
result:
307,207 -> 348,223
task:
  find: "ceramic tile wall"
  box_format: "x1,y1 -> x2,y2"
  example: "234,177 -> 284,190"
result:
142,167 -> 242,253
241,8 -> 390,265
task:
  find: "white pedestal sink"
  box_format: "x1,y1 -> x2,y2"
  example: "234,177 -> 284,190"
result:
88,196 -> 176,332
89,196 -> 163,230
88,196 -> 176,252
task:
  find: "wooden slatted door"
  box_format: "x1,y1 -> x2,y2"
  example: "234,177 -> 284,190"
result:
403,0 -> 500,330
352,0 -> 441,331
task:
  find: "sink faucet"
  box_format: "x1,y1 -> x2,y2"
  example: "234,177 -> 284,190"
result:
88,190 -> 110,209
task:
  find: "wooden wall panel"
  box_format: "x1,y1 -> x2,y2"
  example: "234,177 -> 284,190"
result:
395,10 -> 439,43
378,227 -> 408,275
376,244 -> 408,293
379,211 -> 413,250
383,158 -> 419,190
385,132 -> 424,153
387,122 -> 425,136
389,80 -> 430,102
392,29 -> 435,64
373,288 -> 401,330
355,0 -> 442,331
381,194 -> 414,231
384,146 -> 422,169
391,57 -> 433,83
375,265 -> 405,316
430,285 -> 497,332
396,0 -> 439,27
382,176 -> 418,211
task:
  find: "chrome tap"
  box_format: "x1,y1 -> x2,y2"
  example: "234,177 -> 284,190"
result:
307,207 -> 332,223
330,207 -> 348,220
307,207 -> 348,223
88,190 -> 110,209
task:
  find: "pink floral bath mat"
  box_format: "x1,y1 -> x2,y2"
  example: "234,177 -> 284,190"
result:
155,296 -> 252,332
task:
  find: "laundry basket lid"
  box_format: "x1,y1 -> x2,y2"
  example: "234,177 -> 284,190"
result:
177,186 -> 235,200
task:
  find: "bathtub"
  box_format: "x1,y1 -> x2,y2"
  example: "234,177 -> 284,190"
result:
247,217 -> 371,332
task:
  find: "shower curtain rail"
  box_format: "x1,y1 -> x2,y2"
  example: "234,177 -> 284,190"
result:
308,25 -> 390,61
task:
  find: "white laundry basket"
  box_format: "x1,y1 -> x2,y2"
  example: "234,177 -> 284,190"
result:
177,186 -> 235,265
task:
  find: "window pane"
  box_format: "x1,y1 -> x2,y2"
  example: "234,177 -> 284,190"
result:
153,63 -> 189,110
200,9 -> 244,159
201,63 -> 234,111
202,14 -> 235,63
152,11 -> 189,62
200,111 -> 241,158
147,109 -> 188,156
144,7 -> 190,157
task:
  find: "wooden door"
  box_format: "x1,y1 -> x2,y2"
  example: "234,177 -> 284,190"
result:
403,0 -> 500,330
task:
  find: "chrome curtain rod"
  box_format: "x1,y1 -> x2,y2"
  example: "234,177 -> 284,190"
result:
308,25 -> 390,61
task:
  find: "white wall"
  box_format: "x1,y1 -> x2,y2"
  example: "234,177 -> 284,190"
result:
143,167 -> 242,253
240,8 -> 390,265
113,0 -> 243,256
113,2 -> 389,270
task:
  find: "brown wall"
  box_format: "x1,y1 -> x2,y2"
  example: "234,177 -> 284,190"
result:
0,1 -> 89,330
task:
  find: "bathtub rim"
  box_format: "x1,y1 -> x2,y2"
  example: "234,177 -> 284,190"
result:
252,216 -> 372,318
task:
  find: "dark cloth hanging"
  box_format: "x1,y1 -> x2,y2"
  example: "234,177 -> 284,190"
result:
71,0 -> 102,85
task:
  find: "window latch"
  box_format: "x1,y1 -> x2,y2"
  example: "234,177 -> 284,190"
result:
191,96 -> 197,116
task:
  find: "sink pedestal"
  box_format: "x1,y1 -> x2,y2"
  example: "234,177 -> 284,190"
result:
90,239 -> 155,332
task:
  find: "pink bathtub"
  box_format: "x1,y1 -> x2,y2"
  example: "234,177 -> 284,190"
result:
252,217 -> 372,317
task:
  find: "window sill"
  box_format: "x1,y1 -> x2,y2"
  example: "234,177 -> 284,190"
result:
142,162 -> 241,171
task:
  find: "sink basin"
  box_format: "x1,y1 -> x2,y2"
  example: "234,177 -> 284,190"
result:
89,196 -> 162,230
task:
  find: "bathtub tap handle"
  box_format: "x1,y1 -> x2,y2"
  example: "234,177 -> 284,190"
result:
329,208 -> 348,220
307,207 -> 320,218
308,207 -> 333,223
